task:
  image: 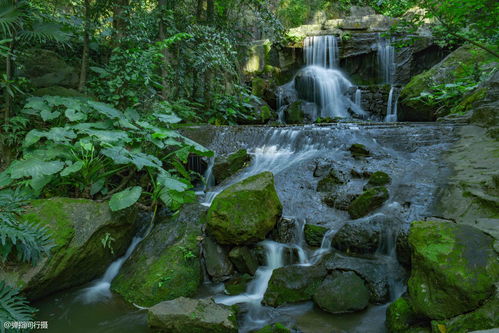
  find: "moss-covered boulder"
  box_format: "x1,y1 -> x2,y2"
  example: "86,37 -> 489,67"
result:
0,198 -> 137,300
349,143 -> 370,158
284,101 -> 305,124
348,187 -> 389,219
228,246 -> 260,275
111,204 -> 205,307
303,224 -> 328,247
255,323 -> 291,333
147,297 -> 237,333
313,271 -> 369,314
263,264 -> 327,306
213,149 -> 251,185
367,171 -> 391,187
399,45 -> 495,121
386,296 -> 430,333
224,274 -> 253,295
316,171 -> 344,192
206,172 -> 282,245
407,220 -> 499,320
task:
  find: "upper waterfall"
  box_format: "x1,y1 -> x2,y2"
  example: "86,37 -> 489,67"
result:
304,35 -> 339,69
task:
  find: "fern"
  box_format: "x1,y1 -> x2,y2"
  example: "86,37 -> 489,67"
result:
0,282 -> 36,326
0,190 -> 53,265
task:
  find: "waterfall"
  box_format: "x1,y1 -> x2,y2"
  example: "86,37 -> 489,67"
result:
203,156 -> 215,191
304,35 -> 339,68
79,236 -> 143,303
385,86 -> 399,122
355,88 -> 362,107
377,37 -> 395,84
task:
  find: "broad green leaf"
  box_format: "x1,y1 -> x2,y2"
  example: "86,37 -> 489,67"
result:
88,101 -> 124,119
23,129 -> 45,147
157,172 -> 191,192
81,129 -> 131,144
154,112 -> 182,124
44,127 -> 77,143
30,175 -> 53,194
9,159 -> 65,179
101,146 -> 131,165
109,186 -> 142,211
71,121 -> 112,131
90,178 -> 106,196
60,161 -> 84,177
65,108 -> 88,122
160,188 -> 196,210
0,170 -> 13,187
40,109 -> 61,122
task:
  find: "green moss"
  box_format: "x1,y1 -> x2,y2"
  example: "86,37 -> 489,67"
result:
449,87 -> 487,116
304,224 -> 328,247
225,274 -> 252,295
348,187 -> 389,219
255,323 -> 291,333
386,297 -> 430,333
252,77 -> 267,98
207,172 -> 282,245
316,171 -> 343,192
407,220 -> 499,320
349,144 -> 370,158
367,171 -> 391,186
213,149 -> 251,184
285,101 -> 304,124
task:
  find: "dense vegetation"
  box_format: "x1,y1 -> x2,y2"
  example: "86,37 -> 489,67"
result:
0,0 -> 497,328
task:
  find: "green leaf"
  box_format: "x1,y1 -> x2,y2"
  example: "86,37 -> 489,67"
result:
40,109 -> 61,122
23,129 -> 44,148
157,172 -> 191,192
60,161 -> 84,177
80,129 -> 131,144
65,108 -> 88,122
30,175 -> 53,194
154,112 -> 182,124
109,186 -> 142,211
88,101 -> 124,119
90,178 -> 106,196
0,171 -> 13,188
9,159 -> 65,179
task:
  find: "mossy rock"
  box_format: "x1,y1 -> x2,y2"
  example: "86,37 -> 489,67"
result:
284,101 -> 305,124
112,204 -> 205,307
367,171 -> 391,186
147,297 -> 238,333
228,246 -> 260,275
32,86 -> 87,97
224,274 -> 253,295
386,296 -> 430,333
0,198 -> 137,300
448,87 -> 488,117
213,149 -> 251,185
304,224 -> 328,247
263,264 -> 327,306
316,171 -> 344,192
255,323 -> 291,333
349,144 -> 370,158
407,220 -> 499,320
348,187 -> 389,219
206,172 -> 282,246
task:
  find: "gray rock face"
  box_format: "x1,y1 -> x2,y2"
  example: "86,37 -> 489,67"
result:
203,237 -> 233,282
313,271 -> 370,313
271,218 -> 298,244
228,246 -> 260,275
148,297 -> 238,333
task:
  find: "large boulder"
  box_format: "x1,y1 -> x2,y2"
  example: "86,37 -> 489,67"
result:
228,246 -> 259,275
206,172 -> 282,245
386,296 -> 430,333
303,224 -> 328,247
313,271 -> 370,313
348,186 -> 389,219
398,45 -> 495,121
263,264 -> 327,306
213,149 -> 251,185
111,204 -> 205,306
20,49 -> 79,88
407,220 -> 499,320
203,236 -> 233,282
0,198 -> 137,300
148,297 -> 237,333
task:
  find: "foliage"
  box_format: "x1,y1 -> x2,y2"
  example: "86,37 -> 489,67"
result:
0,96 -> 212,212
0,282 -> 37,328
0,189 -> 53,265
100,232 -> 115,255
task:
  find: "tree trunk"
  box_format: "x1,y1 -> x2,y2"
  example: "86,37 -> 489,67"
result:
78,0 -> 90,92
196,0 -> 204,22
112,0 -> 129,47
207,0 -> 214,24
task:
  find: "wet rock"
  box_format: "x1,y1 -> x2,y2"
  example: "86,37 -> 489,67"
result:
407,220 -> 499,319
255,322 -> 291,333
313,271 -> 369,314
271,218 -> 298,244
206,172 -> 282,245
0,198 -> 137,300
112,204 -> 205,306
263,264 -> 327,306
348,186 -> 389,219
396,225 -> 411,268
367,171 -> 391,187
213,149 -> 251,185
304,224 -> 328,247
323,192 -> 357,211
203,236 -> 233,282
147,297 -> 237,333
316,171 -> 345,192
349,143 -> 370,158
323,252 -> 395,303
332,214 -> 393,255
386,296 -> 430,333
350,169 -> 372,178
313,160 -> 332,178
228,246 -> 260,275
284,101 -> 305,124
224,274 -> 252,295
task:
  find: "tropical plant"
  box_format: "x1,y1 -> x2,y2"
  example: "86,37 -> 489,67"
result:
0,96 -> 212,214
0,282 -> 37,329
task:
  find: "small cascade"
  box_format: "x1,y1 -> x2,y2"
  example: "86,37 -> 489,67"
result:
203,156 -> 216,191
79,236 -> 143,303
304,35 -> 339,68
355,88 -> 362,107
377,37 -> 396,84
385,86 -> 400,122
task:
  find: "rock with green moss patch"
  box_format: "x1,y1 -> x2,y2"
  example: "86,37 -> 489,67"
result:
228,246 -> 260,275
284,101 -> 305,124
0,198 -> 137,300
203,236 -> 233,282
213,149 -> 251,185
367,171 -> 391,187
386,296 -> 430,333
255,323 -> 291,333
313,271 -> 369,314
111,204 -> 205,307
206,172 -> 282,245
148,297 -> 237,333
263,264 -> 327,306
316,171 -> 344,192
349,144 -> 370,158
348,187 -> 389,219
304,224 -> 328,247
224,274 -> 253,295
407,220 -> 499,320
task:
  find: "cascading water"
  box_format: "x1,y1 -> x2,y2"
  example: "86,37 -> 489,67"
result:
304,35 -> 339,68
355,88 -> 362,107
385,86 -> 400,122
377,37 -> 399,122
